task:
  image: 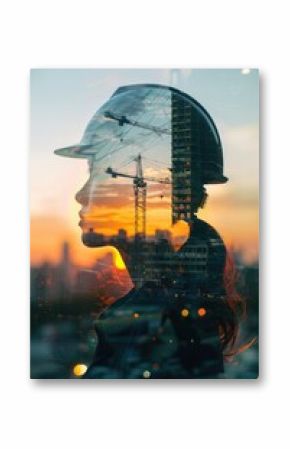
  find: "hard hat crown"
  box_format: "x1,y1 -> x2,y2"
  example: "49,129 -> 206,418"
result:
55,84 -> 227,185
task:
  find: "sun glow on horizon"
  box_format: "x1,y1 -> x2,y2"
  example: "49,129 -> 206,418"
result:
114,252 -> 126,270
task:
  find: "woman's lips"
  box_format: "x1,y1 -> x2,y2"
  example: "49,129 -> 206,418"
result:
78,209 -> 98,229
78,210 -> 86,227
78,214 -> 93,229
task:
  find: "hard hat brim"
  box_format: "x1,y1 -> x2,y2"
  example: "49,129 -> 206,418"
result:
54,144 -> 96,159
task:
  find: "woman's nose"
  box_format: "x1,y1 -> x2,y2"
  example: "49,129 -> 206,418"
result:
75,182 -> 90,206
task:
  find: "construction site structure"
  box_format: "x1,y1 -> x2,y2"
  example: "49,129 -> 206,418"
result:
106,154 -> 171,240
171,92 -> 203,224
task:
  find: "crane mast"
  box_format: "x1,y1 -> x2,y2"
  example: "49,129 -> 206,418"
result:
133,154 -> 147,239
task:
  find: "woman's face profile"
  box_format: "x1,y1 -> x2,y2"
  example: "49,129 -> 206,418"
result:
63,86 -> 175,247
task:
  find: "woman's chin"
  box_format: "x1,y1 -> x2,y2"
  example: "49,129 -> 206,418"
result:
81,231 -> 104,247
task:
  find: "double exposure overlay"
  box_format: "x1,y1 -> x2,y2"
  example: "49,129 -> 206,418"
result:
30,70 -> 259,379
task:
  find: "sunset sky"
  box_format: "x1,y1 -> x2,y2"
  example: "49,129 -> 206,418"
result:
30,69 -> 259,266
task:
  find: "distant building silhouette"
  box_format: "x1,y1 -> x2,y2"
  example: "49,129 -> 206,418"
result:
58,241 -> 72,299
82,228 -> 105,247
155,229 -> 172,243
117,228 -> 128,242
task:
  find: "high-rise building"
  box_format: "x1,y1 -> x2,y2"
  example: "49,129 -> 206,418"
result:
117,228 -> 128,242
171,92 -> 203,224
58,241 -> 72,299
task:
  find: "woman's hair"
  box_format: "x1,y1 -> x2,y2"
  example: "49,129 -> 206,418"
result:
219,250 -> 246,353
220,250 -> 256,358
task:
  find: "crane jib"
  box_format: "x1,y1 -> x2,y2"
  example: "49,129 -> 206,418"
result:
104,111 -> 171,135
106,167 -> 171,185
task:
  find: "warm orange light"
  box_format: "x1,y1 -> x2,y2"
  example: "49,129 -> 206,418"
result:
73,363 -> 87,377
197,307 -> 207,317
133,312 -> 140,319
31,198 -> 259,267
113,250 -> 126,270
181,308 -> 190,318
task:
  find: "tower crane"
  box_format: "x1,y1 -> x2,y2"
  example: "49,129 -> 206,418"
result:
106,154 -> 171,239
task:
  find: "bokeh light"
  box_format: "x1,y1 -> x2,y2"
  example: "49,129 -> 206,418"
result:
73,363 -> 88,377
197,307 -> 207,317
181,308 -> 190,318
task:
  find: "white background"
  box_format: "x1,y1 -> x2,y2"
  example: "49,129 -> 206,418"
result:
0,1 -> 288,448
